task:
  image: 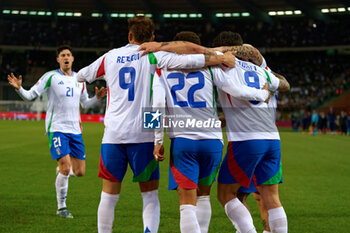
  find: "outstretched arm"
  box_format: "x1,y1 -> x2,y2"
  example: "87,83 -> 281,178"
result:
139,41 -> 216,56
8,73 -> 39,100
213,44 -> 263,66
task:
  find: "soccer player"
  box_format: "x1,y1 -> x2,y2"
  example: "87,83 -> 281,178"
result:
212,34 -> 290,232
7,45 -> 107,218
213,31 -> 275,233
75,17 -> 236,233
152,31 -> 271,233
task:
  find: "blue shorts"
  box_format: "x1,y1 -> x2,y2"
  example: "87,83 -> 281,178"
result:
218,140 -> 282,188
169,137 -> 223,190
98,143 -> 159,183
238,175 -> 259,193
48,132 -> 85,160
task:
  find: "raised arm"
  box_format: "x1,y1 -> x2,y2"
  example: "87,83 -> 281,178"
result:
272,71 -> 290,92
156,51 -> 236,70
139,41 -> 213,57
8,73 -> 47,101
76,54 -> 107,83
213,44 -> 263,66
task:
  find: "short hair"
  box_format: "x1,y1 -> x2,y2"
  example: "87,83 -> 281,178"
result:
173,31 -> 201,45
56,45 -> 73,57
128,16 -> 155,43
212,31 -> 243,47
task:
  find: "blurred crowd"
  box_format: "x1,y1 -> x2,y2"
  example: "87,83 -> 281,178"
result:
1,16 -> 350,47
291,108 -> 350,135
1,16 -> 350,115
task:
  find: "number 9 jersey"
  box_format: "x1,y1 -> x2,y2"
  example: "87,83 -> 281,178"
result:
76,44 -> 206,144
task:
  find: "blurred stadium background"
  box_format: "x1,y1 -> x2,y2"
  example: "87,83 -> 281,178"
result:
0,0 -> 350,232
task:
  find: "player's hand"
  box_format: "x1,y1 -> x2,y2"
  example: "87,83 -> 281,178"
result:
153,145 -> 165,162
222,52 -> 236,68
219,115 -> 226,128
95,87 -> 107,99
262,83 -> 271,103
138,42 -> 162,57
7,73 -> 22,90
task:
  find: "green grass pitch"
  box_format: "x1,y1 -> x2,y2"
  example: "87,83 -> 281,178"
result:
0,120 -> 349,232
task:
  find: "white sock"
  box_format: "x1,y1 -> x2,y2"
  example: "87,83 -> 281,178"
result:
224,198 -> 257,233
98,191 -> 119,233
268,207 -> 287,233
69,167 -> 77,177
141,190 -> 160,233
55,173 -> 69,210
180,205 -> 201,233
196,196 -> 211,233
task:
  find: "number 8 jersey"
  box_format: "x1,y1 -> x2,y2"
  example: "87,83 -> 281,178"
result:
76,44 -> 206,144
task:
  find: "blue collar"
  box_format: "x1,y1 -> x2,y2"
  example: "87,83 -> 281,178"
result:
57,69 -> 74,76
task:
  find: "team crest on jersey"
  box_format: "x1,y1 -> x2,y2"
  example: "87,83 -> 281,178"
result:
143,110 -> 162,129
58,81 -> 64,85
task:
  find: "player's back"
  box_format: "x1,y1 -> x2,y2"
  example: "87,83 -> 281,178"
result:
155,67 -> 222,140
102,44 -> 155,143
218,59 -> 280,141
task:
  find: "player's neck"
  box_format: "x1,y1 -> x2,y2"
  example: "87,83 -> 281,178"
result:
129,41 -> 141,45
59,68 -> 72,76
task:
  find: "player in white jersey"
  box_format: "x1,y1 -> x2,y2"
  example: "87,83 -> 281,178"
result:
152,31 -> 271,233
211,33 -> 290,233
75,17 -> 236,233
7,45 -> 107,218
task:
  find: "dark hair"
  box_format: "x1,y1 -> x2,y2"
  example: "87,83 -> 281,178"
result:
56,45 -> 73,57
173,31 -> 201,45
128,16 -> 154,43
212,31 -> 243,47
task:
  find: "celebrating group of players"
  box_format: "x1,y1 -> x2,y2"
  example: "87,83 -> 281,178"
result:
8,16 -> 290,233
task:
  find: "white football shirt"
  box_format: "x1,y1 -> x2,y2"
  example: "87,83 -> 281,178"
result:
152,64 -> 270,142
217,59 -> 281,141
76,44 -> 205,144
17,69 -> 97,134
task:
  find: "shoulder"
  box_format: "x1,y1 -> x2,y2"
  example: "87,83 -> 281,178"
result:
40,70 -> 59,80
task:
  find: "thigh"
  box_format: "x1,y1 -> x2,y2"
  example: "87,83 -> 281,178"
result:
98,144 -> 128,182
68,134 -> 86,160
49,132 -> 70,160
255,140 -> 282,185
198,139 -> 223,187
169,137 -> 200,190
127,142 -> 159,182
218,140 -> 266,188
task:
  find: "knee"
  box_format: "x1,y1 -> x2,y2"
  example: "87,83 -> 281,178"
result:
74,169 -> 85,177
59,167 -> 70,176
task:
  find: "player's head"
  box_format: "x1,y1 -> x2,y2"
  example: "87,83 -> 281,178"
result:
212,31 -> 243,47
56,45 -> 74,71
173,31 -> 201,45
128,16 -> 155,44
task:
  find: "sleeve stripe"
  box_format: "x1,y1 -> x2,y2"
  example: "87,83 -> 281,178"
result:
81,82 -> 85,94
96,57 -> 106,78
156,68 -> 161,77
